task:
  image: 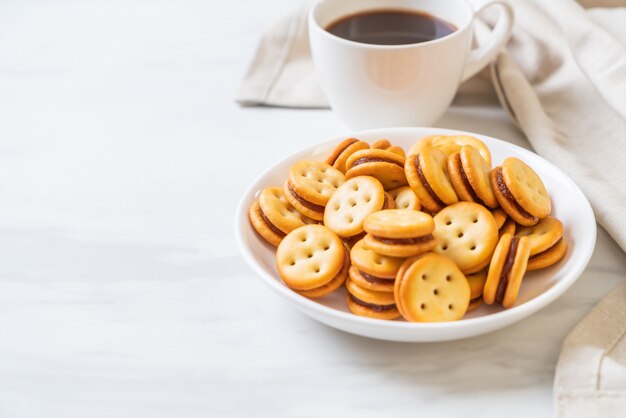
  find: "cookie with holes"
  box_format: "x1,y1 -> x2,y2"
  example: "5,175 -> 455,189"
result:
339,194 -> 394,250
447,146 -> 498,208
345,277 -> 400,320
371,139 -> 405,158
276,225 -> 349,298
363,209 -> 436,257
394,253 -> 470,322
345,148 -> 407,190
405,147 -> 458,213
349,238 -> 405,292
432,202 -> 498,274
325,138 -> 370,174
516,216 -> 567,271
324,176 -> 386,239
284,160 -> 344,221
388,186 -> 421,211
483,233 -> 531,308
249,187 -> 316,246
466,269 -> 487,312
490,157 -> 551,226
298,247 -> 350,298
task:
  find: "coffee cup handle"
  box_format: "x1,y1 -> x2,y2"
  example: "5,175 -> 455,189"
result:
461,0 -> 514,82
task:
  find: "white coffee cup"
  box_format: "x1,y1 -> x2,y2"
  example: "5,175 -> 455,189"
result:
309,0 -> 514,129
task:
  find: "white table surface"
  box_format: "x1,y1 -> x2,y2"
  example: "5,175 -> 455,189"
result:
1,1 -> 625,417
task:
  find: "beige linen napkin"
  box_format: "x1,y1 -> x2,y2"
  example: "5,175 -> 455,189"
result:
555,280 -> 626,417
237,0 -> 626,415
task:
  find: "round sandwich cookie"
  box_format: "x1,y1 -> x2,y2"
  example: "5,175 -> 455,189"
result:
516,216 -> 567,271
276,225 -> 349,298
405,147 -> 458,213
324,176 -> 386,239
349,239 -> 405,292
526,237 -> 567,271
483,233 -> 531,308
249,201 -> 284,247
393,256 -> 419,320
345,278 -> 400,320
363,209 -> 436,257
466,269 -> 487,312
490,157 -> 551,226
325,138 -> 369,174
284,160 -> 345,221
249,187 -> 316,246
515,216 -> 563,255
447,146 -> 498,208
388,186 -> 421,211
371,139 -> 406,158
395,253 -> 470,322
432,202 -> 499,274
345,148 -> 407,190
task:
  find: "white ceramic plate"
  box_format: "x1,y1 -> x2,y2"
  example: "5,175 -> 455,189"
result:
234,127 -> 596,342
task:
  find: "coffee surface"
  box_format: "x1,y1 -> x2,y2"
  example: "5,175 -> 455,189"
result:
326,9 -> 456,45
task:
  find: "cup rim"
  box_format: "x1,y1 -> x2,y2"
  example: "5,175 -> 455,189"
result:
309,1 -> 474,50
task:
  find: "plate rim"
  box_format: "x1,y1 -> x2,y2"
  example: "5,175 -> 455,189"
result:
234,127 -> 596,332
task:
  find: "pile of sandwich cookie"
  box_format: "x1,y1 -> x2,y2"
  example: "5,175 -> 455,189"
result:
249,135 -> 568,322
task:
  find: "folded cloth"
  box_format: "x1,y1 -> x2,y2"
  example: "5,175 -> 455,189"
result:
555,279 -> 626,417
236,2 -> 626,414
236,1 -> 327,108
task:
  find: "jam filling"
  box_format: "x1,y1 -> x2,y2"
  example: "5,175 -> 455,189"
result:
372,234 -> 434,245
495,237 -> 520,305
529,237 -> 563,260
348,293 -> 397,312
455,153 -> 486,206
287,181 -> 325,213
414,155 -> 446,207
495,168 -> 537,221
327,138 -> 358,166
257,204 -> 286,238
359,270 -> 394,285
350,156 -> 403,169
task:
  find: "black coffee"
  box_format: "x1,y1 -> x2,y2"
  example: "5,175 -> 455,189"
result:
325,9 -> 456,46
